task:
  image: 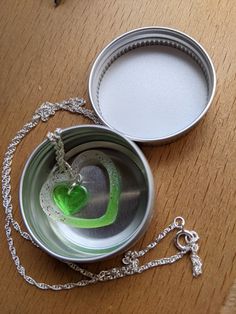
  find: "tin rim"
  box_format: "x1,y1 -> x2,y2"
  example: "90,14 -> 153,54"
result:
19,125 -> 154,262
89,26 -> 216,144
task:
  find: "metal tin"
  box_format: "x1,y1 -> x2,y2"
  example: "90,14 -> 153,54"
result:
89,27 -> 216,144
20,125 -> 154,262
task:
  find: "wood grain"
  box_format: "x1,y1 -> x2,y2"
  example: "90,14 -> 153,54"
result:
0,0 -> 235,313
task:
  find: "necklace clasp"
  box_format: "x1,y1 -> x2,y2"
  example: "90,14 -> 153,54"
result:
174,229 -> 199,252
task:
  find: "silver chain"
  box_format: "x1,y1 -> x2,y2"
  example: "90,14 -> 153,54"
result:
47,128 -> 75,179
1,98 -> 203,290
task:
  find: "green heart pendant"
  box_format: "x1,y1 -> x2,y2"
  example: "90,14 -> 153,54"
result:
53,183 -> 88,216
40,150 -> 121,229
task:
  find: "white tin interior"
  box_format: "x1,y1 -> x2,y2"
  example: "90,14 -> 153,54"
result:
89,27 -> 216,143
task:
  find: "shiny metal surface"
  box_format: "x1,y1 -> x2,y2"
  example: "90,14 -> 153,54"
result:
89,27 -> 216,144
19,125 -> 154,262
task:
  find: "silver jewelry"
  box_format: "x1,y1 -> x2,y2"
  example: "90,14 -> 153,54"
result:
1,98 -> 202,290
47,128 -> 76,179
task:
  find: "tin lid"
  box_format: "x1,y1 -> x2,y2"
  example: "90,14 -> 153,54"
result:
89,27 -> 216,144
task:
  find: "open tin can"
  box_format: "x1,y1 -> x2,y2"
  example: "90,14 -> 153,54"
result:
20,27 -> 216,262
20,126 -> 154,262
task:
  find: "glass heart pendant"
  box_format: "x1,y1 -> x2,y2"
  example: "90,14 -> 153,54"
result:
40,150 -> 121,229
52,182 -> 89,216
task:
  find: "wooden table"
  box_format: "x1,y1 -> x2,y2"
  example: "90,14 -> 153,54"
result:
0,1 -> 235,313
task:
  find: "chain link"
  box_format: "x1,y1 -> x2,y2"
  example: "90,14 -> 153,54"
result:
47,128 -> 75,179
1,97 -> 202,290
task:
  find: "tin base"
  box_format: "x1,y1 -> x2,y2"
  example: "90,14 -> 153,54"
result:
20,126 -> 154,262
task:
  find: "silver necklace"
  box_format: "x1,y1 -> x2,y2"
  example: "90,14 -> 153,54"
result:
1,97 -> 202,290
